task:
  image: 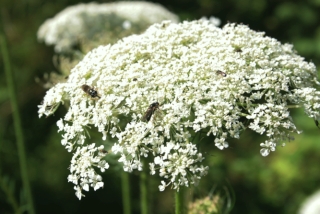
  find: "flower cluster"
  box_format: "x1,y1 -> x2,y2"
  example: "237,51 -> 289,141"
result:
188,196 -> 220,214
39,18 -> 320,198
37,1 -> 179,53
68,143 -> 109,200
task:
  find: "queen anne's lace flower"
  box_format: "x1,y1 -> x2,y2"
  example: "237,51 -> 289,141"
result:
39,19 -> 320,198
37,1 -> 179,53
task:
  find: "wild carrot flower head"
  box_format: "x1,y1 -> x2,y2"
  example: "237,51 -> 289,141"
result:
37,1 -> 179,53
39,18 -> 320,199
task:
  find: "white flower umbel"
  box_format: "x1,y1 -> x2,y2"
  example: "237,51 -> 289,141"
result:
37,1 -> 179,53
68,143 -> 109,200
39,19 -> 320,197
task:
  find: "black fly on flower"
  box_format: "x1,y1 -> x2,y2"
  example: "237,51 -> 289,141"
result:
142,101 -> 160,122
216,70 -> 227,77
81,84 -> 101,99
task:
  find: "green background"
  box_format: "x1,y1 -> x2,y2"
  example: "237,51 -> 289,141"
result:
1,0 -> 320,213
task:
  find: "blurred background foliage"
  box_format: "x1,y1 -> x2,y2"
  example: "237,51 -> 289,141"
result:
0,0 -> 320,213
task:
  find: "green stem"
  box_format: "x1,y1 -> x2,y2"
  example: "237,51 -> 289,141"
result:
140,160 -> 148,214
0,27 -> 35,214
121,172 -> 131,214
175,188 -> 185,214
0,175 -> 21,214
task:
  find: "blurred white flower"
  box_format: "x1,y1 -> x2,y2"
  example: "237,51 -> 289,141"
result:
37,1 -> 179,53
39,19 -> 320,197
299,190 -> 320,214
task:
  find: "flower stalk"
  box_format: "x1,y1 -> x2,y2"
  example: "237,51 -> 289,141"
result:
1,24 -> 35,214
140,160 -> 148,214
175,188 -> 185,214
121,171 -> 131,214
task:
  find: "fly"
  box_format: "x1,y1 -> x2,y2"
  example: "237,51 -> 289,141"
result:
216,70 -> 227,77
142,102 -> 160,122
81,84 -> 101,99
